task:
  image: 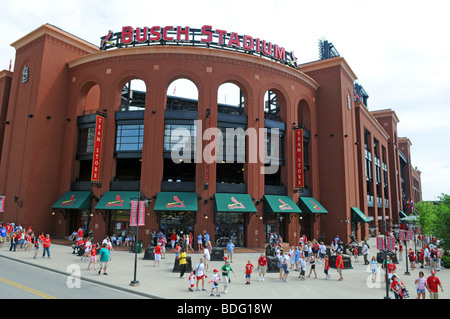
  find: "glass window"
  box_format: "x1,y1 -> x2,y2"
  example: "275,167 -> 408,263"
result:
116,124 -> 144,152
163,123 -> 197,157
77,127 -> 95,154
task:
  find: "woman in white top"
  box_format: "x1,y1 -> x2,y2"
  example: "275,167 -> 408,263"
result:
195,258 -> 206,291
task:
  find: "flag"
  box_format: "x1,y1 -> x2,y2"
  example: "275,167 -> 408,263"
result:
386,237 -> 395,251
376,236 -> 385,250
130,201 -> 138,226
138,200 -> 145,226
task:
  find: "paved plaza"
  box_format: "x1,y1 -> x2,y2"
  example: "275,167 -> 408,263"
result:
0,237 -> 448,300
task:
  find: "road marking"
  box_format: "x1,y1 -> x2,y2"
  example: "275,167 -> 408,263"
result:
0,276 -> 57,299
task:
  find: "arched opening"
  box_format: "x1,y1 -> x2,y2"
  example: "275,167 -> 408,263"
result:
215,82 -> 247,247
76,82 -> 101,182
113,78 -> 147,184
263,89 -> 287,242
120,79 -> 146,111
159,78 -> 199,237
216,82 -> 246,186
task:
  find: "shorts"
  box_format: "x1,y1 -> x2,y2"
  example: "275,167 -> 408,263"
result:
319,253 -> 325,259
311,265 -> 315,269
100,261 -> 108,268
155,254 -> 161,261
324,269 -> 328,275
259,265 -> 267,274
337,268 -> 343,274
197,275 -> 205,280
90,256 -> 96,261
245,274 -> 251,279
417,289 -> 425,294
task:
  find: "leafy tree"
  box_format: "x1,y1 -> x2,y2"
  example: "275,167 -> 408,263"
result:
415,201 -> 437,236
432,194 -> 450,251
415,193 -> 450,252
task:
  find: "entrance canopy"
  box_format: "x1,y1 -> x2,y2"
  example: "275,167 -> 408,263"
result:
351,207 -> 370,223
214,193 -> 257,213
95,191 -> 140,210
297,197 -> 327,214
263,195 -> 301,213
154,192 -> 198,211
52,191 -> 92,210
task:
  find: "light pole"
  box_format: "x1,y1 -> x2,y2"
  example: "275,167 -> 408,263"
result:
129,193 -> 144,287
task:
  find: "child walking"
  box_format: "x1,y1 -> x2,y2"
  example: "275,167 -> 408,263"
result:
209,269 -> 221,297
245,259 -> 254,285
188,270 -> 196,292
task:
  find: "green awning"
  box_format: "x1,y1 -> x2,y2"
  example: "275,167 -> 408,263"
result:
263,195 -> 302,213
351,207 -> 370,223
399,211 -> 407,219
297,197 -> 328,214
153,192 -> 198,211
52,191 -> 92,210
214,193 -> 257,213
95,191 -> 141,210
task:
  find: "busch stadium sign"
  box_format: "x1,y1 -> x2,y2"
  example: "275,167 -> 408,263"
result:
100,25 -> 299,69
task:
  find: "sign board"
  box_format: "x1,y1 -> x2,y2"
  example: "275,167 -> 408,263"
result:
294,128 -> 304,188
91,113 -> 105,183
100,25 -> 299,69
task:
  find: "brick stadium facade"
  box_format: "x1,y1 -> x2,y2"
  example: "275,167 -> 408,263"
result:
0,24 -> 422,248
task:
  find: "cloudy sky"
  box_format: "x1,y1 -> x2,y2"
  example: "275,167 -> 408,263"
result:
1,0 -> 449,201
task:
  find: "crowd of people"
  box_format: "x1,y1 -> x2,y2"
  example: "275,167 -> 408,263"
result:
0,221 -> 51,258
1,222 -> 446,299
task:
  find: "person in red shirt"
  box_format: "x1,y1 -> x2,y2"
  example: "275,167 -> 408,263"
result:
426,271 -> 444,299
171,232 -> 177,249
87,244 -> 97,271
42,234 -> 51,258
245,259 -> 254,285
257,254 -> 268,282
336,251 -> 344,281
390,274 -> 404,299
154,242 -> 162,267
387,259 -> 397,274
324,254 -> 331,279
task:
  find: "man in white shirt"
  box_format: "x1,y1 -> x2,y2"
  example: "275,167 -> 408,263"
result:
362,242 -> 370,265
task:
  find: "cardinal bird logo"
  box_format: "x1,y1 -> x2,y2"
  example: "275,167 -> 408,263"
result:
310,199 -> 321,211
166,195 -> 185,208
227,196 -> 245,209
106,194 -> 124,207
278,198 -> 292,210
101,30 -> 114,49
61,194 -> 75,206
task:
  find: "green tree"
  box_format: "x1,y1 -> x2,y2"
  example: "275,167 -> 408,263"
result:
432,194 -> 450,251
415,200 -> 437,236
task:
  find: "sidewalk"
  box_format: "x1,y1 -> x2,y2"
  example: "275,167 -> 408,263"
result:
0,238 -> 448,299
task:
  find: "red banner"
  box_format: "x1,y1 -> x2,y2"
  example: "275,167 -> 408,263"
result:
91,114 -> 105,183
130,201 -> 138,226
376,236 -> 385,250
130,200 -> 146,227
138,201 -> 145,226
0,195 -> 5,212
294,128 -> 304,188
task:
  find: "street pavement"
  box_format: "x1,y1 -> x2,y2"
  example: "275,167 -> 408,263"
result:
0,237 -> 448,300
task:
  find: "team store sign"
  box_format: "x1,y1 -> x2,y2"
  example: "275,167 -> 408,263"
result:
100,25 -> 299,69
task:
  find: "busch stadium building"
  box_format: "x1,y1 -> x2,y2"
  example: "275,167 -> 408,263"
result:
0,24 -> 422,248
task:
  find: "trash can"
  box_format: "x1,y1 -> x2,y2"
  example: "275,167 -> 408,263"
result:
143,246 -> 154,260
133,241 -> 143,253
